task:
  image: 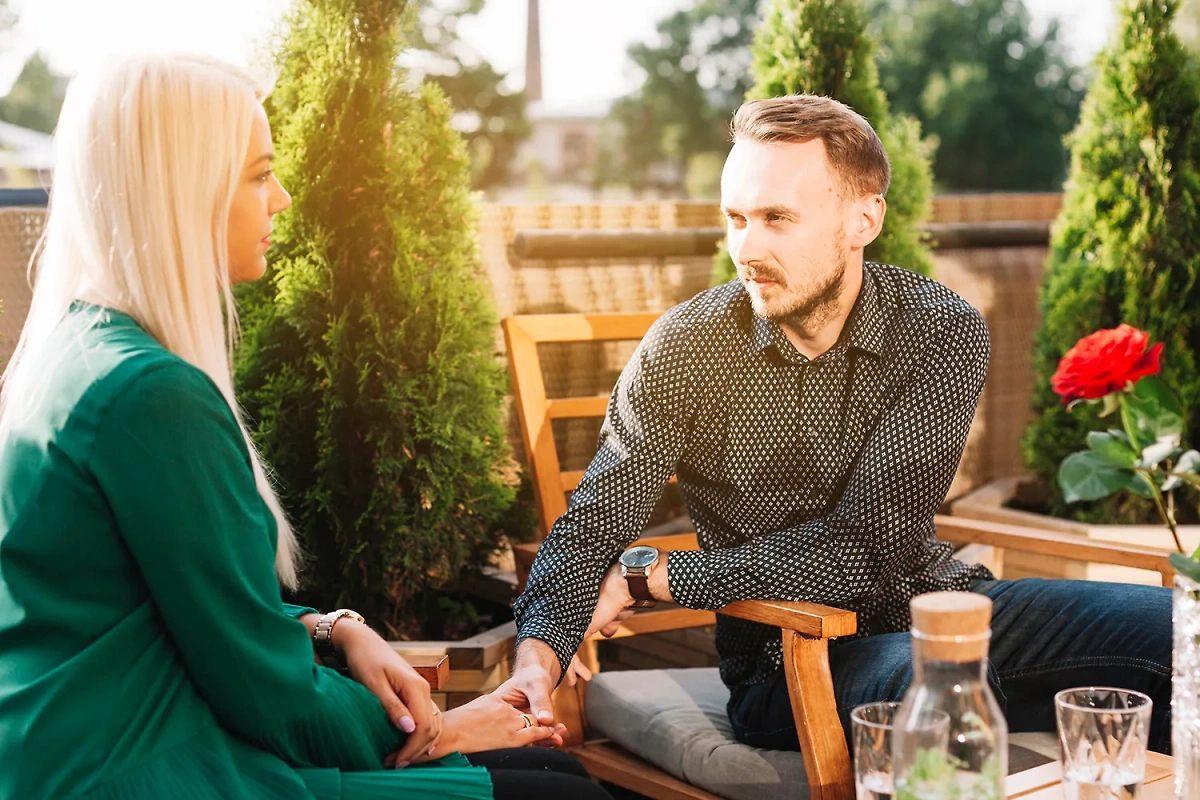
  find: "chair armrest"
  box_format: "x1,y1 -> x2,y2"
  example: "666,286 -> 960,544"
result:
719,599 -> 857,639
935,514 -> 1175,586
587,607 -> 716,641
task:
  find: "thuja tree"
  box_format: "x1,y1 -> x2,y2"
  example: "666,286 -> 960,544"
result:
236,0 -> 524,636
1024,0 -> 1200,521
713,0 -> 934,283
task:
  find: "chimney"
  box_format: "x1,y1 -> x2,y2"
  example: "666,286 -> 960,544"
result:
525,0 -> 542,104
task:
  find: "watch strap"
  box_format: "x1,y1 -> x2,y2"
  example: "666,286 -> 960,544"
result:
313,608 -> 364,670
626,572 -> 657,608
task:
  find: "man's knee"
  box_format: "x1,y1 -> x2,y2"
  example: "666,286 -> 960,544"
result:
831,633 -> 915,707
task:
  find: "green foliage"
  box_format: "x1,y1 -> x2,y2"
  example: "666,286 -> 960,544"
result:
1055,371 -> 1200,575
236,0 -> 526,637
870,0 -> 1085,191
597,0 -> 760,194
1025,0 -> 1200,521
0,53 -> 66,134
712,0 -> 934,284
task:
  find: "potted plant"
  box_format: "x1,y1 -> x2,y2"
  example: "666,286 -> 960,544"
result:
1051,324 -> 1200,795
235,0 -> 532,705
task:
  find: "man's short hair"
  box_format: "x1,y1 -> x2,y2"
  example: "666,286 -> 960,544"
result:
730,94 -> 891,199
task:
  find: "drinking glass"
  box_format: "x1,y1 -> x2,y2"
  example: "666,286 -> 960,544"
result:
852,701 -> 949,800
1056,687 -> 1153,800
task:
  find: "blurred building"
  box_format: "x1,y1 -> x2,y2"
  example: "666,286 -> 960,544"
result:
0,120 -> 52,188
502,0 -> 610,202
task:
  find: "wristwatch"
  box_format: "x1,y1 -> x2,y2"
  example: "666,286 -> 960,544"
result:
620,545 -> 660,608
313,608 -> 365,670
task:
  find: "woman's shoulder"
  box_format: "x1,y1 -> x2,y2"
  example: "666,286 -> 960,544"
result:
54,307 -> 227,427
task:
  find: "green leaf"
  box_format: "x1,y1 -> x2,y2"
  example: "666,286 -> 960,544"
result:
1059,450 -> 1141,503
1171,552 -> 1200,584
1127,376 -> 1184,441
1087,431 -> 1138,467
1128,472 -> 1156,499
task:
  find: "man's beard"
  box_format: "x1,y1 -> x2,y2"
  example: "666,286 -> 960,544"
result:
748,232 -> 849,328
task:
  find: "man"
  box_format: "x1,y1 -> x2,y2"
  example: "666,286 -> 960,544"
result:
497,95 -> 1171,751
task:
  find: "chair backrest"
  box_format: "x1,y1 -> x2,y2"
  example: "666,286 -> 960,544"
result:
503,312 -> 664,539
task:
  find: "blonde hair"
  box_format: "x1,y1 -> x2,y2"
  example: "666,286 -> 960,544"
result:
0,53 -> 299,588
731,94 -> 891,198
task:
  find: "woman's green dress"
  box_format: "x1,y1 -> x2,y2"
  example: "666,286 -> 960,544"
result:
0,304 -> 494,800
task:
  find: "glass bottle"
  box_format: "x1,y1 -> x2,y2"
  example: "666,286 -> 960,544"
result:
892,591 -> 1007,800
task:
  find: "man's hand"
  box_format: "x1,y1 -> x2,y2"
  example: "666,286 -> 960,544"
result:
563,653 -> 594,688
493,638 -> 560,726
586,563 -> 636,639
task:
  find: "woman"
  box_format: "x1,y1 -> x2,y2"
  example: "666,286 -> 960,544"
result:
0,53 -> 609,800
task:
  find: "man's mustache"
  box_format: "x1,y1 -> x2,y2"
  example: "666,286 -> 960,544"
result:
742,266 -> 786,284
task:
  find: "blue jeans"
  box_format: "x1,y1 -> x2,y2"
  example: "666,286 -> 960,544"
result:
727,579 -> 1173,753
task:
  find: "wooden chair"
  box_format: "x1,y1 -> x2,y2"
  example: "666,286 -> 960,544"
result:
502,312 -> 1176,800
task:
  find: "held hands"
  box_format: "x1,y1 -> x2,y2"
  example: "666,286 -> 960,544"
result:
335,621 -> 443,767
394,694 -> 566,765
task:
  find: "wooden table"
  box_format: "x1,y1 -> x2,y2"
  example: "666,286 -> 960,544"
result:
1006,751 -> 1174,798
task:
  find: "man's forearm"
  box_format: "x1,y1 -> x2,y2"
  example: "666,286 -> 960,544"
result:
514,637 -> 562,685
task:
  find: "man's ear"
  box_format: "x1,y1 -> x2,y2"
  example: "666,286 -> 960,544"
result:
848,194 -> 887,250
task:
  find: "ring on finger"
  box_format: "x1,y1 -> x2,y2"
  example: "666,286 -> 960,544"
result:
519,712 -> 534,729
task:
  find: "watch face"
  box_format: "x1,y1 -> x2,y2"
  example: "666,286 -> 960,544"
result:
621,545 -> 658,569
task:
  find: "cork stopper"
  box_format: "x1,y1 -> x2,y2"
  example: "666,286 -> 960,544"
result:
910,592 -> 992,662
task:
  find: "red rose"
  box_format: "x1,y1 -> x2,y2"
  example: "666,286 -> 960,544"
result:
1051,324 -> 1163,405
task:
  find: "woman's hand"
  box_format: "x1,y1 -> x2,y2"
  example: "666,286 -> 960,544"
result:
395,694 -> 566,765
336,621 -> 443,767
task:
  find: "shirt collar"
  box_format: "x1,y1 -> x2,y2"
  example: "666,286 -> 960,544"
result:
844,265 -> 887,358
747,264 -> 888,360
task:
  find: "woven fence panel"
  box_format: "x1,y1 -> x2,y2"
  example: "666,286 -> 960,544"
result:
934,246 -> 1047,499
1,199 -> 1057,504
0,208 -> 44,367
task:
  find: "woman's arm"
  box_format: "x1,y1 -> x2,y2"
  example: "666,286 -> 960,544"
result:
88,362 -> 432,769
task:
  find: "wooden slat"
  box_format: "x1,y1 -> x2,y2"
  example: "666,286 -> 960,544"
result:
512,541 -> 540,591
571,742 -> 726,800
546,395 -> 610,419
935,514 -> 1175,586
720,599 -> 858,639
552,651 -> 590,748
783,633 -> 854,800
505,313 -> 660,344
631,531 -> 702,552
590,607 -> 716,640
502,318 -> 568,535
405,654 -> 450,690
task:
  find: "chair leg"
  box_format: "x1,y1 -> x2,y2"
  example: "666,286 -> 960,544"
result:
783,631 -> 855,800
553,639 -> 596,748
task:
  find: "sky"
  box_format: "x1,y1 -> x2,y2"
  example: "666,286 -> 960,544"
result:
4,0 -> 1117,106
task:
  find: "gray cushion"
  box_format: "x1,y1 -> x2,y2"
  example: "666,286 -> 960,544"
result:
587,668 -> 807,800
587,667 -> 1059,800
